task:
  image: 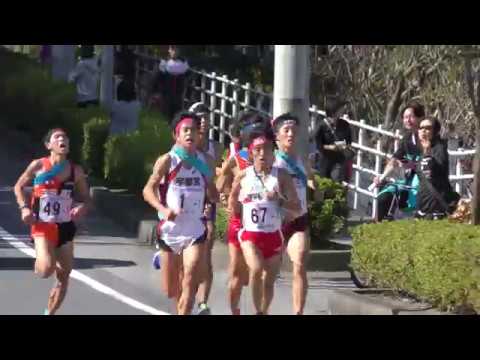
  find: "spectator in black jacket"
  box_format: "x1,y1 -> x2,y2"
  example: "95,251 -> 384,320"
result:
315,99 -> 352,183
415,116 -> 456,220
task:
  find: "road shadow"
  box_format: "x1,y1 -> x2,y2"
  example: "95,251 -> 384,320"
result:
74,241 -> 142,247
0,257 -> 137,271
75,224 -> 137,239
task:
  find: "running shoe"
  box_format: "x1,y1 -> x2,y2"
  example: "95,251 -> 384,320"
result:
197,303 -> 211,315
152,251 -> 161,270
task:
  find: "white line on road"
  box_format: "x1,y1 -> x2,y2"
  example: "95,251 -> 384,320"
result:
0,227 -> 170,315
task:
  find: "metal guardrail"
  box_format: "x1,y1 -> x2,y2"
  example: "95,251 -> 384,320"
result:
131,47 -> 480,218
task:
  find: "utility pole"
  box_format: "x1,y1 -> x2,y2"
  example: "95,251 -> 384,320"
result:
100,45 -> 115,111
51,45 -> 76,81
273,45 -> 311,156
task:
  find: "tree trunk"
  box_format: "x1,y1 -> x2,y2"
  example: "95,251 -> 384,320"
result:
472,123 -> 480,225
383,77 -> 405,130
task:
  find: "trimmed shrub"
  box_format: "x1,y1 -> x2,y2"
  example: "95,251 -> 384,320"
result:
351,220 -> 480,312
82,116 -> 110,177
103,111 -> 172,193
308,175 -> 349,245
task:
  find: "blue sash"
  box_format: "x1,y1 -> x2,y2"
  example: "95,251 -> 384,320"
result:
276,151 -> 307,187
33,161 -> 67,186
238,149 -> 249,160
172,146 -> 213,180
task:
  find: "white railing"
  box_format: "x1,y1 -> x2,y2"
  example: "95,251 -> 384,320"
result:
134,48 -> 477,219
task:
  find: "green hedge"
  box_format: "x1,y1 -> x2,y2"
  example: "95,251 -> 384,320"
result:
103,111 -> 173,193
82,116 -> 110,177
308,175 -> 349,245
351,220 -> 480,312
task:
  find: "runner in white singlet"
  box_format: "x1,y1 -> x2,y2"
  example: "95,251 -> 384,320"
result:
217,111 -> 270,315
272,113 -> 323,315
143,112 -> 218,315
189,102 -> 223,315
229,129 -> 301,315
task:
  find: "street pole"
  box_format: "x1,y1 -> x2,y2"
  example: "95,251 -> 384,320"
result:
273,45 -> 311,156
51,45 -> 76,81
100,45 -> 114,111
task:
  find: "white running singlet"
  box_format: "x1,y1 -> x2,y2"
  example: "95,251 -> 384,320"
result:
239,167 -> 282,233
158,151 -> 207,251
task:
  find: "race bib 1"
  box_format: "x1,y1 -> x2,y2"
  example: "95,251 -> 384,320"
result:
175,189 -> 204,218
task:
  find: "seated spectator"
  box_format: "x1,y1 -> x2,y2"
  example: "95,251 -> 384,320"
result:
373,101 -> 424,222
110,80 -> 141,135
415,116 -> 459,220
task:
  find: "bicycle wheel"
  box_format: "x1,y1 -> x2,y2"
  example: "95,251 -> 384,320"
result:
349,267 -> 371,289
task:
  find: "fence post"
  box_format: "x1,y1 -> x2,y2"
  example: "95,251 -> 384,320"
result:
354,120 -> 366,211
244,83 -> 251,112
200,71 -> 207,104
372,124 -> 383,220
232,79 -> 240,120
394,129 -> 401,153
255,85 -> 264,112
268,92 -> 274,116
220,75 -> 228,144
456,155 -> 462,194
209,72 -> 217,142
310,105 -> 318,136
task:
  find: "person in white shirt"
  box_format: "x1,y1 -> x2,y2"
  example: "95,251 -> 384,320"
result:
68,45 -> 100,108
110,80 -> 141,135
159,45 -> 190,120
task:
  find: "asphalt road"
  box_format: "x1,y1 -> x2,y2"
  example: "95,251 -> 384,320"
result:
0,130 -> 354,315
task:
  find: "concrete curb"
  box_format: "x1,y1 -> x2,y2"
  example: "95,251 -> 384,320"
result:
326,289 -> 450,315
90,186 -> 353,273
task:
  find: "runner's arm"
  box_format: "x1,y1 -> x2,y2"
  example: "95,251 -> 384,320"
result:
143,154 -> 176,219
14,160 -> 42,209
14,160 -> 42,225
278,168 -> 302,217
69,165 -> 92,220
216,156 -> 236,194
228,170 -> 246,217
304,155 -> 316,192
204,153 -> 219,204
304,155 -> 324,202
214,142 -> 224,169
